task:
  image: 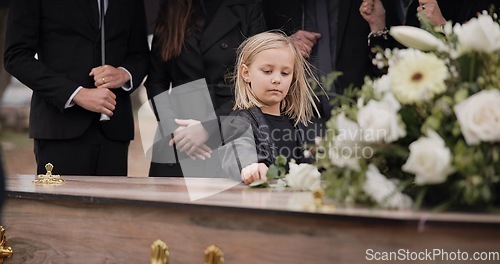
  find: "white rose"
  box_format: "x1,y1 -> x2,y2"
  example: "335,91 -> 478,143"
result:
329,113 -> 363,171
453,14 -> 500,53
402,130 -> 454,185
357,93 -> 406,143
363,164 -> 413,210
454,90 -> 500,145
373,74 -> 392,96
389,26 -> 445,51
285,161 -> 321,191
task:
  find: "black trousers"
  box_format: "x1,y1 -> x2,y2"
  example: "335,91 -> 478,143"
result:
149,162 -> 183,177
34,121 -> 129,176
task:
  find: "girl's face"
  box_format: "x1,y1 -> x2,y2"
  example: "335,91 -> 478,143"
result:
241,47 -> 294,115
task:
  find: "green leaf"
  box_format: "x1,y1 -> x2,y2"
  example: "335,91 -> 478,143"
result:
275,155 -> 287,167
266,164 -> 279,180
454,88 -> 469,103
249,180 -> 270,188
412,188 -> 427,211
278,167 -> 287,178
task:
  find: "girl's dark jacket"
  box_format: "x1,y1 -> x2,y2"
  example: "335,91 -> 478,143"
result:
219,107 -> 311,180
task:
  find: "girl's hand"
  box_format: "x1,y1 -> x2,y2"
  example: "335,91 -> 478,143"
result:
241,163 -> 268,184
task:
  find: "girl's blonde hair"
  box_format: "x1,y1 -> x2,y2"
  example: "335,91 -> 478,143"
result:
233,31 -> 319,126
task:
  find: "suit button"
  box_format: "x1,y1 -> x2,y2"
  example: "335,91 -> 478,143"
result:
220,42 -> 229,49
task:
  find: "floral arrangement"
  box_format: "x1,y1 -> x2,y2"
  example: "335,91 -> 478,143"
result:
317,11 -> 500,211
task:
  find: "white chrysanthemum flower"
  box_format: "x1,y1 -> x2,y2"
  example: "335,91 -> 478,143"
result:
363,164 -> 413,210
389,49 -> 449,104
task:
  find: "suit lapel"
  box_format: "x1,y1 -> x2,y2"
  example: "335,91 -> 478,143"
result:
77,0 -> 99,32
200,1 -> 240,53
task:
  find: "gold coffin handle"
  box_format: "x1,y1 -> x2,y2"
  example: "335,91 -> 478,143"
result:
151,240 -> 169,264
204,245 -> 224,264
0,226 -> 13,263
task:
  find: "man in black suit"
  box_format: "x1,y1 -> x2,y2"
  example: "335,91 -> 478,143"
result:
262,0 -> 374,142
0,0 -> 9,104
4,0 -> 149,176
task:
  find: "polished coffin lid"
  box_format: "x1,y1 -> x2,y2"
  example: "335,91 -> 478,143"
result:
6,174 -> 500,224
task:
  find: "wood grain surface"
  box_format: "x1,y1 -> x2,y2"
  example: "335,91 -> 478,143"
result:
2,175 -> 500,263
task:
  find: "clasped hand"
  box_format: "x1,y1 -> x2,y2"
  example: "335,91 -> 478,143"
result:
72,65 -> 130,116
169,119 -> 212,160
417,0 -> 446,27
291,30 -> 321,58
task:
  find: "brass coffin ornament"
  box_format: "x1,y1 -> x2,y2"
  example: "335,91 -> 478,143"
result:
204,245 -> 224,264
0,226 -> 13,263
33,163 -> 65,185
312,189 -> 335,211
151,240 -> 169,264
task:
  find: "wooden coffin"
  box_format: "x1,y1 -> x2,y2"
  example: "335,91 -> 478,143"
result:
2,175 -> 500,263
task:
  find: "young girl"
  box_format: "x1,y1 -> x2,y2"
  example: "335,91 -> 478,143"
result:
221,31 -> 319,184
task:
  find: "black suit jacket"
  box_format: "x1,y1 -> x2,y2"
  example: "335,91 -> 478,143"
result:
4,0 -> 149,141
146,0 -> 265,117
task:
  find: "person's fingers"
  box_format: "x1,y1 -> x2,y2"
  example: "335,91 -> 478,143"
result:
187,144 -> 212,157
295,35 -> 314,49
188,145 -> 212,160
103,101 -> 115,112
170,126 -> 187,146
242,171 -> 252,184
361,1 -> 373,12
296,41 -> 311,57
258,163 -> 268,182
199,144 -> 213,154
187,145 -> 201,158
294,30 -> 320,43
185,145 -> 206,160
241,164 -> 257,184
175,118 -> 195,126
175,137 -> 190,152
193,149 -> 211,159
302,31 -> 321,43
172,126 -> 186,135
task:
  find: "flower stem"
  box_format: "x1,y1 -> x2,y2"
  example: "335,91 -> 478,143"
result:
469,52 -> 477,82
